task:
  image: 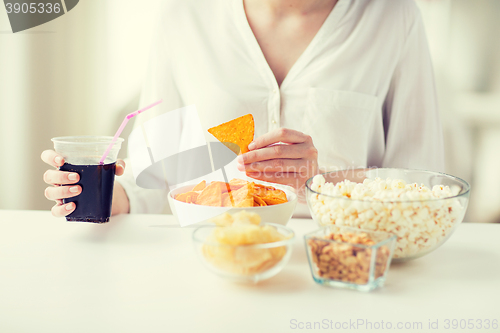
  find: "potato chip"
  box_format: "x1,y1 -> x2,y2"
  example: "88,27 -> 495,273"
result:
196,182 -> 223,207
210,212 -> 234,227
209,211 -> 261,226
255,187 -> 287,202
254,196 -> 267,207
272,190 -> 287,201
232,211 -> 261,225
203,211 -> 289,275
261,197 -> 287,205
208,114 -> 254,155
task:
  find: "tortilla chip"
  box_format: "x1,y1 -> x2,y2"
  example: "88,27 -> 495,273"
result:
196,182 -> 223,207
221,182 -> 232,194
231,183 -> 255,208
186,191 -> 200,204
175,192 -> 189,202
192,180 -> 206,192
176,191 -> 200,203
175,178 -> 287,207
222,193 -> 234,207
228,178 -> 249,192
254,187 -> 267,198
236,198 -> 254,208
208,114 -> 254,155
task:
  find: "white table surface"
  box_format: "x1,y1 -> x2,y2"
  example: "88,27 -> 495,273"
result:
1,210 -> 499,333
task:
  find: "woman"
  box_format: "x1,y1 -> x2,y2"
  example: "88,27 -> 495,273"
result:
42,0 -> 444,217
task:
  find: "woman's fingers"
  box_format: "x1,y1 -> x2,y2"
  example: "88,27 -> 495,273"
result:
41,150 -> 65,168
42,150 -> 127,218
245,171 -> 307,188
116,159 -> 126,176
238,143 -> 310,165
248,128 -> 311,150
44,185 -> 81,201
237,158 -> 310,173
43,169 -> 79,185
51,201 -> 76,217
242,128 -> 318,204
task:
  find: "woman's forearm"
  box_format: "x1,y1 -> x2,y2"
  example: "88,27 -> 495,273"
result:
112,181 -> 130,215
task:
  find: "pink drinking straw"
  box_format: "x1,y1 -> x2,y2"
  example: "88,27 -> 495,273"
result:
99,99 -> 163,165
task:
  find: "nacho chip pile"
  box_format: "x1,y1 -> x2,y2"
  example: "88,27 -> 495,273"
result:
174,179 -> 288,207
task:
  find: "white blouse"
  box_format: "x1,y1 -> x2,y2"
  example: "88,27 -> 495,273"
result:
118,0 -> 444,215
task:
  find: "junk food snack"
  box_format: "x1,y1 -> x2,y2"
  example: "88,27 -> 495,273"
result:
307,231 -> 391,285
174,179 -> 288,207
208,114 -> 254,155
309,175 -> 464,258
202,211 -> 290,275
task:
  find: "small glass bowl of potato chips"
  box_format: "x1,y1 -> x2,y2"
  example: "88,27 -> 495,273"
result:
192,211 -> 295,283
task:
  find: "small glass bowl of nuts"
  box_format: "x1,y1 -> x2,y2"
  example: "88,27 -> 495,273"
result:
304,225 -> 397,291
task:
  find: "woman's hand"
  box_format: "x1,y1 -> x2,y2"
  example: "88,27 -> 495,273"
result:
236,128 -> 319,202
41,150 -> 128,217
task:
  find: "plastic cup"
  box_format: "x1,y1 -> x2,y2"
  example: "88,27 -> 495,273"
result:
52,136 -> 124,223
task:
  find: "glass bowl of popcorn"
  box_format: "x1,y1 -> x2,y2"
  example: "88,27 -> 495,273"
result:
305,168 -> 470,261
192,211 -> 295,283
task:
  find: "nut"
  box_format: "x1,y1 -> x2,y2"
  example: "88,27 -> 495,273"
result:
307,231 -> 391,285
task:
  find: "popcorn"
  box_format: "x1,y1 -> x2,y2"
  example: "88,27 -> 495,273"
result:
308,175 -> 465,259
